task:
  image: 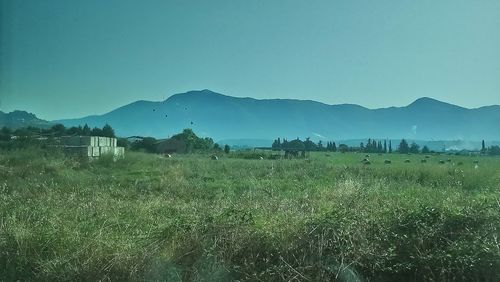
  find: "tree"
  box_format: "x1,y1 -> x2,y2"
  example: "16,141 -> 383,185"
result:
102,124 -> 116,138
398,139 -> 409,154
172,128 -> 214,152
272,138 -> 282,150
0,126 -> 12,141
389,140 -> 393,153
338,144 -> 348,153
82,124 -> 91,136
224,144 -> 230,154
304,137 -> 317,151
131,137 -> 157,153
409,142 -> 420,154
384,140 -> 387,153
288,138 -> 305,151
366,138 -> 372,152
488,145 -> 500,155
117,138 -> 130,149
214,143 -> 221,151
91,127 -> 103,136
317,140 -> 324,151
332,142 -> 337,152
482,140 -> 486,153
421,145 -> 430,154
51,124 -> 66,137
282,138 -> 289,150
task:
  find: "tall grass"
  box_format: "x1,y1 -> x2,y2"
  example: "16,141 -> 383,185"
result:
0,149 -> 499,281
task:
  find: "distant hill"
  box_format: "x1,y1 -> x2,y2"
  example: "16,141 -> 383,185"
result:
0,110 -> 52,129
54,89 -> 500,142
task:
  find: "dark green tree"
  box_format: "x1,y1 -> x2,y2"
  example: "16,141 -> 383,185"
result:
409,142 -> 420,154
102,124 -> 116,138
488,145 -> 500,155
224,144 -> 230,154
272,138 -> 282,150
131,137 -> 157,153
317,140 -> 324,151
172,128 -> 214,152
338,144 -> 348,153
66,126 -> 83,136
82,124 -> 91,136
288,138 -> 305,151
366,138 -> 372,152
51,124 -> 66,137
398,139 -> 409,154
421,145 -> 430,154
91,127 -> 103,136
304,137 -> 317,151
0,126 -> 12,141
117,138 -> 130,149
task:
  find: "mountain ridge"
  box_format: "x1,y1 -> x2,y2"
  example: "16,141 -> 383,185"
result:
51,90 -> 500,141
0,110 -> 52,129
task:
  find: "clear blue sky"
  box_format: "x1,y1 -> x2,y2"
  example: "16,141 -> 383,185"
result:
1,0 -> 499,120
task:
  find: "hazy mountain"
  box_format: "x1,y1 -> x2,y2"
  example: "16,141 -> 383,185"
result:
55,90 -> 500,141
0,110 -> 52,129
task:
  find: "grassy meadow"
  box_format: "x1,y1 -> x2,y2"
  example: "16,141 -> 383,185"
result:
1,148 -> 499,281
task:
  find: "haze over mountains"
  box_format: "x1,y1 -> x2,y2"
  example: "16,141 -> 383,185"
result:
45,89 -> 500,142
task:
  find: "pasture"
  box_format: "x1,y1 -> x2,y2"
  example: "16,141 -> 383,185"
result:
1,148 -> 499,281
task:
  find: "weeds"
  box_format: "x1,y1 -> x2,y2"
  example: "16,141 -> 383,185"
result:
0,149 -> 499,281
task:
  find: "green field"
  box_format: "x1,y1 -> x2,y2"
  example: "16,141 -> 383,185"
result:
1,149 -> 499,281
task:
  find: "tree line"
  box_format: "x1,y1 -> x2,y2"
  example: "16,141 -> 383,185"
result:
481,140 -> 500,156
0,123 -> 116,141
271,137 -> 437,154
127,129 -> 230,154
272,137 -> 338,152
272,137 -> 500,155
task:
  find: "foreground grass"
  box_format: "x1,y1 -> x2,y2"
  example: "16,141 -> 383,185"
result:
0,149 -> 499,281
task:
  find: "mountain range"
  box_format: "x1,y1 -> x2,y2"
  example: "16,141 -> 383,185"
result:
0,110 -> 52,129
50,89 -> 500,142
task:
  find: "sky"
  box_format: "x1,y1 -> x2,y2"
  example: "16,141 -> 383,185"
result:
1,0 -> 499,120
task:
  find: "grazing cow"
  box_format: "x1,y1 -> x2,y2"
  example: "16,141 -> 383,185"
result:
439,160 -> 446,164
365,154 -> 370,158
384,160 -> 391,164
473,160 -> 479,164
425,155 -> 430,159
259,156 -> 264,160
457,162 -> 463,166
404,159 -> 411,163
421,159 -> 427,163
165,154 -> 172,158
447,159 -> 452,162
211,155 -> 218,160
